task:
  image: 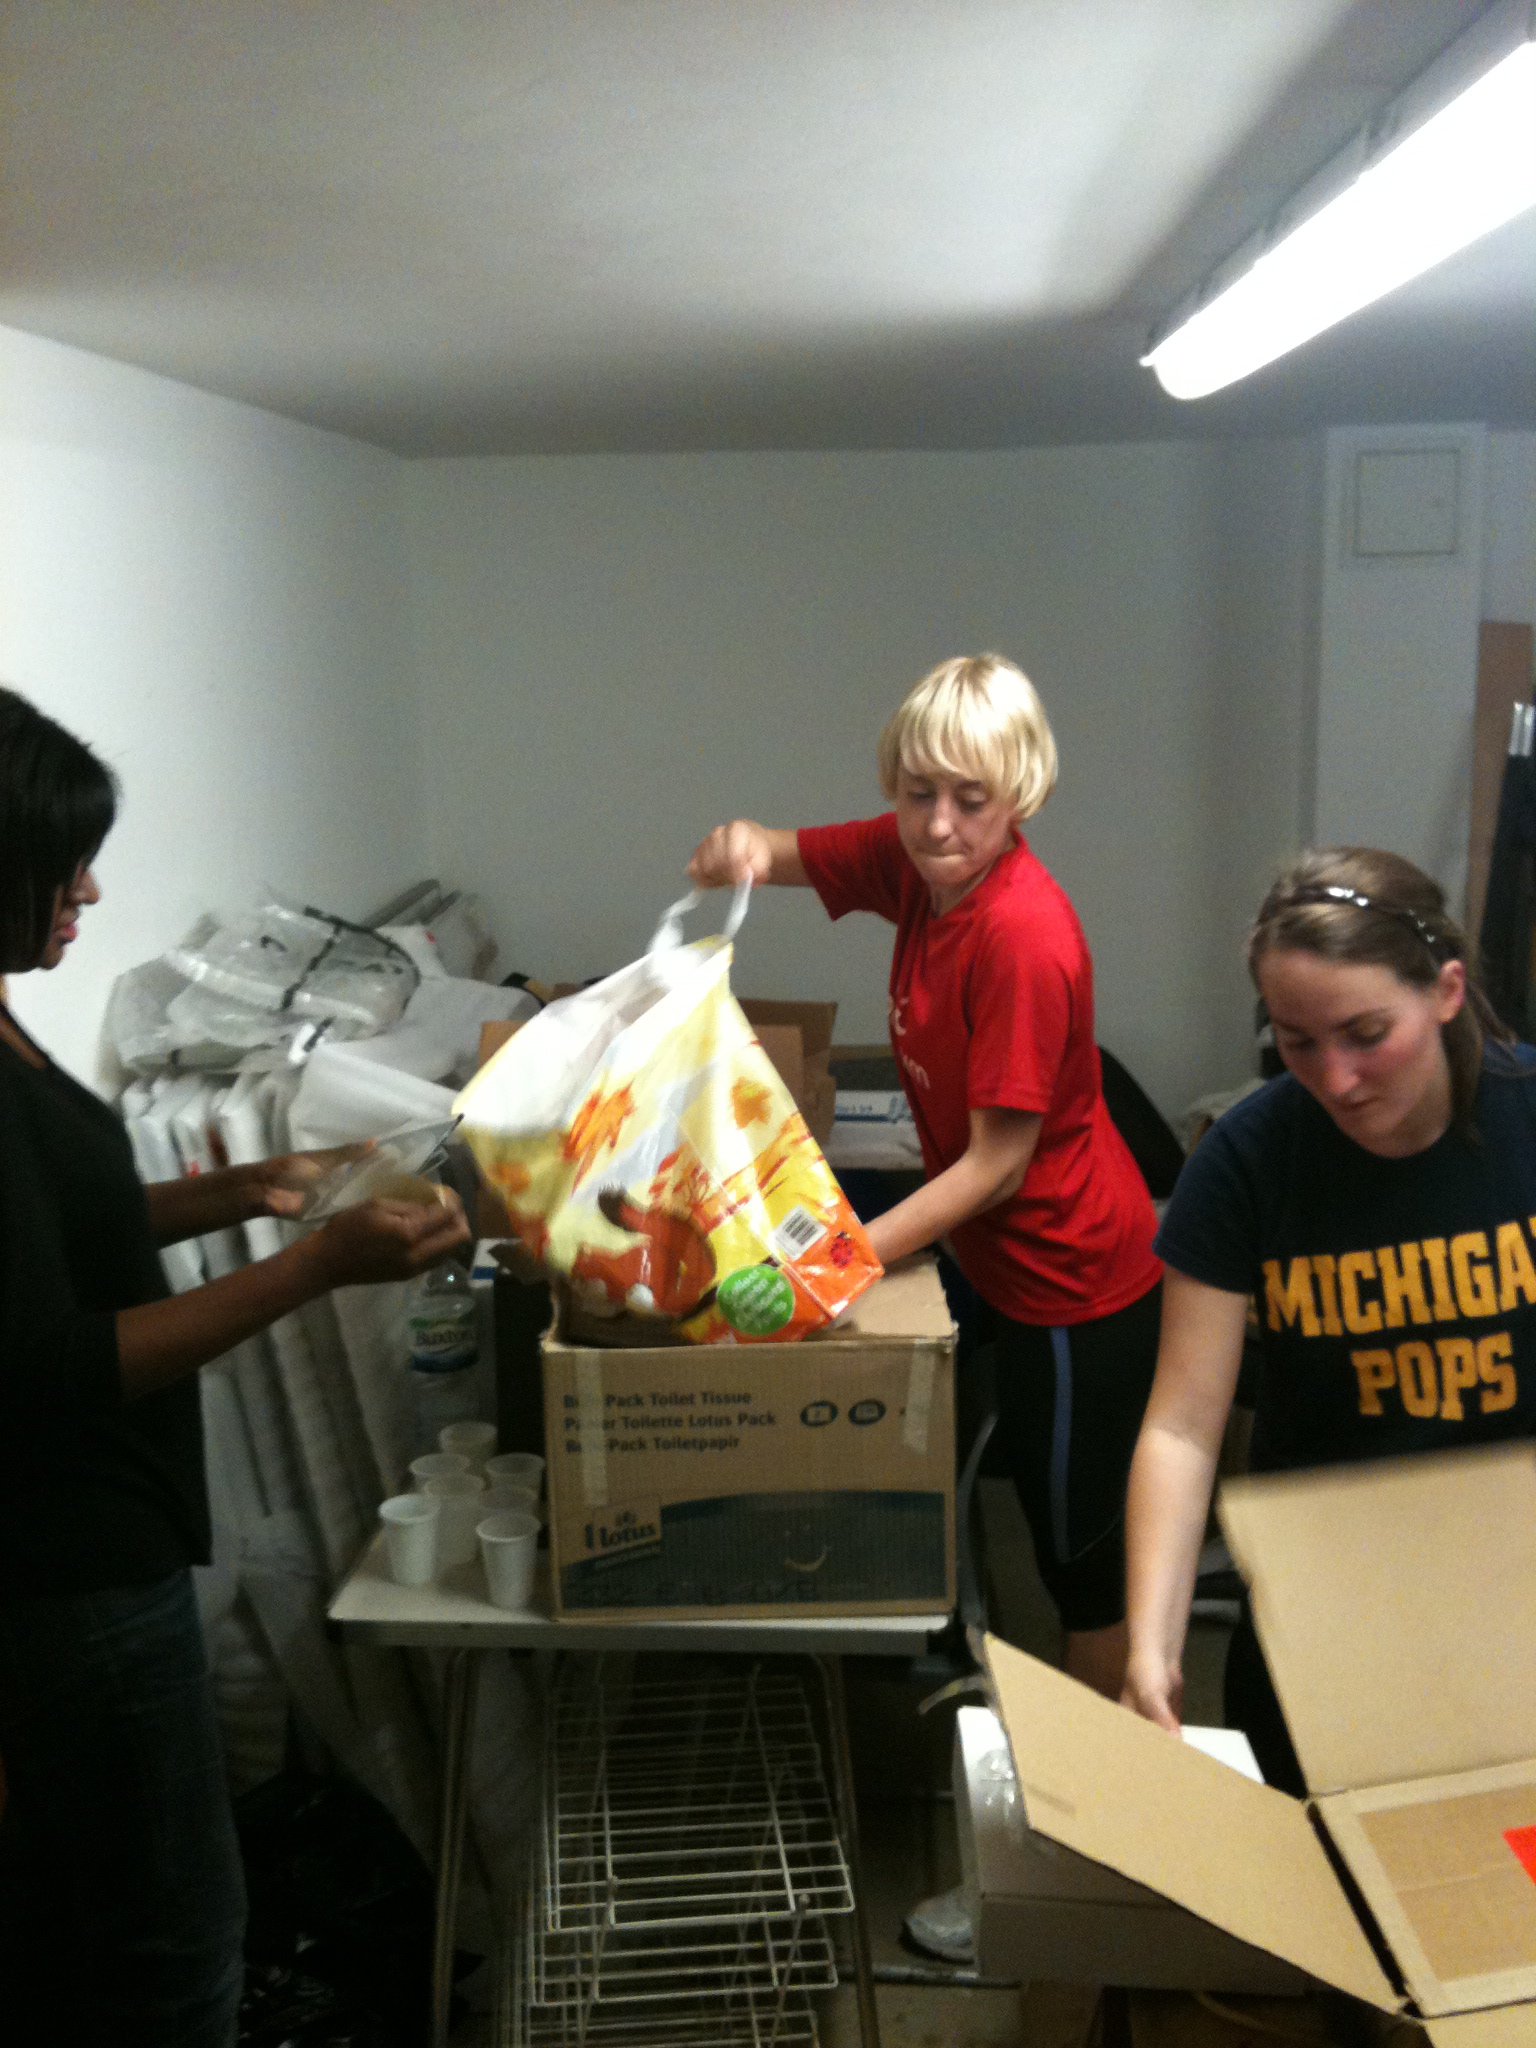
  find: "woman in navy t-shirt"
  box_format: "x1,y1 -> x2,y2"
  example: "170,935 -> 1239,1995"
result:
1124,846 -> 1536,1789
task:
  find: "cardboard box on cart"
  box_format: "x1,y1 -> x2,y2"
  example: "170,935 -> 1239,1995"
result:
541,1257 -> 956,1621
975,1444 -> 1536,2043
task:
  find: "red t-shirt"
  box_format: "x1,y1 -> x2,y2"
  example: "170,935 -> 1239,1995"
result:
799,813 -> 1161,1326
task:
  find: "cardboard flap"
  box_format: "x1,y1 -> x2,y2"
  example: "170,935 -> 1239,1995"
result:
981,1635 -> 1397,2009
819,1257 -> 953,1341
740,998 -> 837,1062
1425,2007 -> 1536,2048
751,1022 -> 806,1106
1319,1765 -> 1536,2018
1220,1447 -> 1536,1795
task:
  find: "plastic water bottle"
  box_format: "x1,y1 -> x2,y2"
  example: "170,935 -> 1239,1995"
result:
407,1263 -> 481,1456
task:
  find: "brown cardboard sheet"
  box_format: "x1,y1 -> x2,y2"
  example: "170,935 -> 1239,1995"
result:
975,1895 -> 1309,1994
739,997 -> 837,1066
1424,2004 -> 1536,2048
751,1022 -> 805,1109
1220,1448 -> 1536,1797
740,998 -> 838,1144
981,1635 -> 1396,2008
1319,1763 -> 1536,2016
818,1256 -> 954,1341
477,1019 -> 523,1068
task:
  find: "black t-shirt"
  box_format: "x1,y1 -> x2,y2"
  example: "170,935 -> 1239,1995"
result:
1155,1054 -> 1536,1473
0,1031 -> 209,1596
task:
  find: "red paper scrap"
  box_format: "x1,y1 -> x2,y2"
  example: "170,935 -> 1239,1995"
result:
1505,1826 -> 1536,1885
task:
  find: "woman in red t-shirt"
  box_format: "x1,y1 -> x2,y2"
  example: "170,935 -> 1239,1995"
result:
690,654 -> 1162,1700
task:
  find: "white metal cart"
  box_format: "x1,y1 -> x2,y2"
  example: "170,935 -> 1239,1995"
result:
329,1535 -> 949,2048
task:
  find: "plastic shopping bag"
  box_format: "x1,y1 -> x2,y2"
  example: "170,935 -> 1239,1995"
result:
454,886 -> 883,1343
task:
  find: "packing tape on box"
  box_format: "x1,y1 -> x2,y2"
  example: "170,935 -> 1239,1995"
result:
903,1349 -> 936,1455
576,1356 -> 609,1507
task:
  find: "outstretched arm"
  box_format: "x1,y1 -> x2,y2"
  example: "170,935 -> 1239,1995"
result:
1121,1272 -> 1250,1731
863,1106 -> 1041,1267
118,1194 -> 470,1399
144,1145 -> 373,1247
689,821 -> 808,889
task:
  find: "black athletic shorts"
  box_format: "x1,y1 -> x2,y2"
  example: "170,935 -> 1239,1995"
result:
988,1281 -> 1162,1633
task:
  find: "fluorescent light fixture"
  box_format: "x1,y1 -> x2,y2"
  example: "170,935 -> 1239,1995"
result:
1144,29 -> 1536,400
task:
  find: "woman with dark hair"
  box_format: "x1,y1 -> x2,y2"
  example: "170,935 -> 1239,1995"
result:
1122,846 -> 1535,1791
0,687 -> 471,2045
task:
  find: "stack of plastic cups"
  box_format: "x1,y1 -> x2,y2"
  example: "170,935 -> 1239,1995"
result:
484,1452 -> 544,1498
409,1450 -> 470,1489
478,1512 -> 539,1610
420,1472 -> 487,1568
484,1452 -> 545,1525
378,1494 -> 441,1586
438,1421 -> 498,1472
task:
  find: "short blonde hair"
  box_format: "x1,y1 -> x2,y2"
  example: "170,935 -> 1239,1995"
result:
877,654 -> 1057,821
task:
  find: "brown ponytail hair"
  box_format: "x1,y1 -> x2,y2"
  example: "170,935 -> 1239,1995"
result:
1247,847 -> 1511,1140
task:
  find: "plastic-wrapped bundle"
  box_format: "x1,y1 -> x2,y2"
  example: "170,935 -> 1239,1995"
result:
107,930 -> 262,1073
164,902 -> 420,1038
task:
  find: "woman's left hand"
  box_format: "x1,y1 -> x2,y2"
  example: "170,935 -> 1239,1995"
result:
241,1143 -> 375,1220
148,1145 -> 378,1248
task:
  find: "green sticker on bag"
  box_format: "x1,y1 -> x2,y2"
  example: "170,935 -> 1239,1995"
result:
718,1264 -> 795,1337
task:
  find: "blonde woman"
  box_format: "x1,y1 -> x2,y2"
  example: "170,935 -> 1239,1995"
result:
690,655 -> 1161,1694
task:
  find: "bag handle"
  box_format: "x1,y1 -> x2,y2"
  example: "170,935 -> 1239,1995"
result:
648,879 -> 753,955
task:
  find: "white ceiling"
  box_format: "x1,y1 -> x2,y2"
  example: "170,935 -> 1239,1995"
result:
3,0 -> 1531,454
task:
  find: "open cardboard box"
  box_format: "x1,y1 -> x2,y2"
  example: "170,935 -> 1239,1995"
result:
980,1444 -> 1536,2043
540,1256 -> 955,1621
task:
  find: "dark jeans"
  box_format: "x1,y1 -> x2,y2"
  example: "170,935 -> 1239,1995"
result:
0,1568 -> 246,2047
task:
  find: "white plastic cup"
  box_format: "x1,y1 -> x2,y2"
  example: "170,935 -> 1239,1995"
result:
482,1482 -> 539,1520
438,1421 -> 498,1470
422,1472 -> 488,1568
379,1493 -> 440,1587
478,1511 -> 540,1611
484,1452 -> 544,1497
410,1451 -> 471,1489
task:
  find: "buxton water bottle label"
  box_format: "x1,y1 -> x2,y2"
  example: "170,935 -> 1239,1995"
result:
409,1309 -> 477,1371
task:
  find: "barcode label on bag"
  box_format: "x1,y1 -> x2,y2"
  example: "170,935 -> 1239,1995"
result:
772,1207 -> 826,1261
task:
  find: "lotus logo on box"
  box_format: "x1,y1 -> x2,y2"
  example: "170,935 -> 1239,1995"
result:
582,1503 -> 662,1558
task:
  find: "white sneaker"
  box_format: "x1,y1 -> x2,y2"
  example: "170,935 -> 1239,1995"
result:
902,1885 -> 974,1963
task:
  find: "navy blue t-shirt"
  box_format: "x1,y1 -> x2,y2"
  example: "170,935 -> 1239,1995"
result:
1155,1053 -> 1536,1473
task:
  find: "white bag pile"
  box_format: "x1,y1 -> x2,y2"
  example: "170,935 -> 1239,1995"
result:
110,885 -> 542,1922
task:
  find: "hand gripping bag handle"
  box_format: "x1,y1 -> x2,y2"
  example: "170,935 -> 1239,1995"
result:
647,879 -> 752,956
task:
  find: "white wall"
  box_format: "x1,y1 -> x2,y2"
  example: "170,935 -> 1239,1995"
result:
1314,425 -> 1487,916
401,445 -> 1246,1115
1485,432 -> 1536,626
1207,436 -> 1325,1058
6,318 -> 1527,1114
0,326 -> 426,1085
